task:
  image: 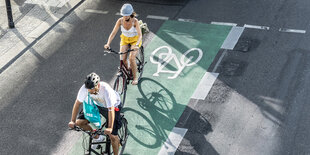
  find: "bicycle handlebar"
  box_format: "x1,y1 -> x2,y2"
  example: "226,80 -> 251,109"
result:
69,125 -> 105,135
104,48 -> 135,55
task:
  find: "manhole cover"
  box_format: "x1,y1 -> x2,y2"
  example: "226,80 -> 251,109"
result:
220,60 -> 247,76
234,40 -> 251,52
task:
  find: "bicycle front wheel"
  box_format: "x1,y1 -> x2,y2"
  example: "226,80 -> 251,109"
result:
118,116 -> 129,155
113,73 -> 127,106
105,136 -> 112,155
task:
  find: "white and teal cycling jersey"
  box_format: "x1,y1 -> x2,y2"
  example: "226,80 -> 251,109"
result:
77,82 -> 121,108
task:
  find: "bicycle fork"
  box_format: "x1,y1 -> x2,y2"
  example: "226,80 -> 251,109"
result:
105,136 -> 111,155
88,137 -> 102,155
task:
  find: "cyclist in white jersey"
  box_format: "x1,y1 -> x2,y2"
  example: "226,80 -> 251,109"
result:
104,3 -> 142,85
68,72 -> 122,154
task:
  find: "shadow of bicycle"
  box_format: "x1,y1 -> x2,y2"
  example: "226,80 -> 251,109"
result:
122,77 -> 216,154
123,77 -> 180,149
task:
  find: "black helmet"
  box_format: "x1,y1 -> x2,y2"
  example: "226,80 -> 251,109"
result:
84,72 -> 100,89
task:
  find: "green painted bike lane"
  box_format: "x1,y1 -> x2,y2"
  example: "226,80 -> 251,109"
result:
68,20 -> 231,154
122,20 -> 231,154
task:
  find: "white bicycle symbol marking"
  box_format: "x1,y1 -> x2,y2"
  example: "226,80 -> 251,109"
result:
150,46 -> 203,79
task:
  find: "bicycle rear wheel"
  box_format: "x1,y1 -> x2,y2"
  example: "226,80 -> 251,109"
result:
136,46 -> 145,81
118,116 -> 129,155
113,73 -> 127,106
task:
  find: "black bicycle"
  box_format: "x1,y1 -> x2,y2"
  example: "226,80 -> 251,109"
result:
104,46 -> 146,106
70,114 -> 129,155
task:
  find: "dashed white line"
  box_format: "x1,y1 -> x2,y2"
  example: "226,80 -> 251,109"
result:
146,15 -> 169,20
279,28 -> 306,34
158,127 -> 188,155
192,72 -> 219,100
221,26 -> 245,50
178,18 -> 195,22
89,12 -> 307,35
211,22 -> 237,26
110,14 -> 307,35
244,24 -> 270,30
84,9 -> 108,14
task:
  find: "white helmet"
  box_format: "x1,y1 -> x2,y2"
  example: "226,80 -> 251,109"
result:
84,72 -> 100,89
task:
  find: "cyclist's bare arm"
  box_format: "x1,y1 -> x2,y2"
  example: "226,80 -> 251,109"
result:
134,18 -> 142,48
105,18 -> 121,49
68,99 -> 82,128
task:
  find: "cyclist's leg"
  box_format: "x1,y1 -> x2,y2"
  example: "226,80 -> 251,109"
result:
129,37 -> 142,85
76,110 -> 92,131
120,45 -> 129,69
129,50 -> 138,84
120,34 -> 130,69
110,134 -> 120,154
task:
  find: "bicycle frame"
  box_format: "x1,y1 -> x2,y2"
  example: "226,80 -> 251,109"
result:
88,134 -> 111,155
119,58 -> 133,82
106,46 -> 145,106
71,114 -> 128,155
107,47 -> 140,84
71,123 -> 111,155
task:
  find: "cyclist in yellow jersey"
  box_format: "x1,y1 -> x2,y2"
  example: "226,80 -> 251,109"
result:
104,3 -> 142,85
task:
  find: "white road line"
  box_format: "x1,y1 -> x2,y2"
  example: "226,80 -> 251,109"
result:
178,18 -> 195,22
147,15 -> 169,20
192,72 -> 219,100
211,22 -> 237,26
158,127 -> 188,155
221,26 -> 245,50
213,50 -> 227,73
84,9 -> 108,14
279,28 -> 306,34
244,24 -> 270,30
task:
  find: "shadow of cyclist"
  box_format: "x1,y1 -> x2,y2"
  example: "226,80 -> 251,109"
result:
174,100 -> 218,155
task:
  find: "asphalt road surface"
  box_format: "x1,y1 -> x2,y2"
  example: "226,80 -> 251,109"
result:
0,0 -> 310,154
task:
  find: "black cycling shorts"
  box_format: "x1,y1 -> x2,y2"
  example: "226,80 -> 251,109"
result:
77,105 -> 122,135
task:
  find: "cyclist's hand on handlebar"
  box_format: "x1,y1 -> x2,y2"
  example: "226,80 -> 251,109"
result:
68,121 -> 75,129
104,128 -> 112,135
104,44 -> 110,50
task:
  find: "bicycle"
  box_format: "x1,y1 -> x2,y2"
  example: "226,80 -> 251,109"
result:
104,46 -> 146,106
70,113 -> 129,155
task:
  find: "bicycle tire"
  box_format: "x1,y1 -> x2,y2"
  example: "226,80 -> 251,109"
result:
118,116 -> 129,155
113,73 -> 127,106
136,46 -> 145,81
